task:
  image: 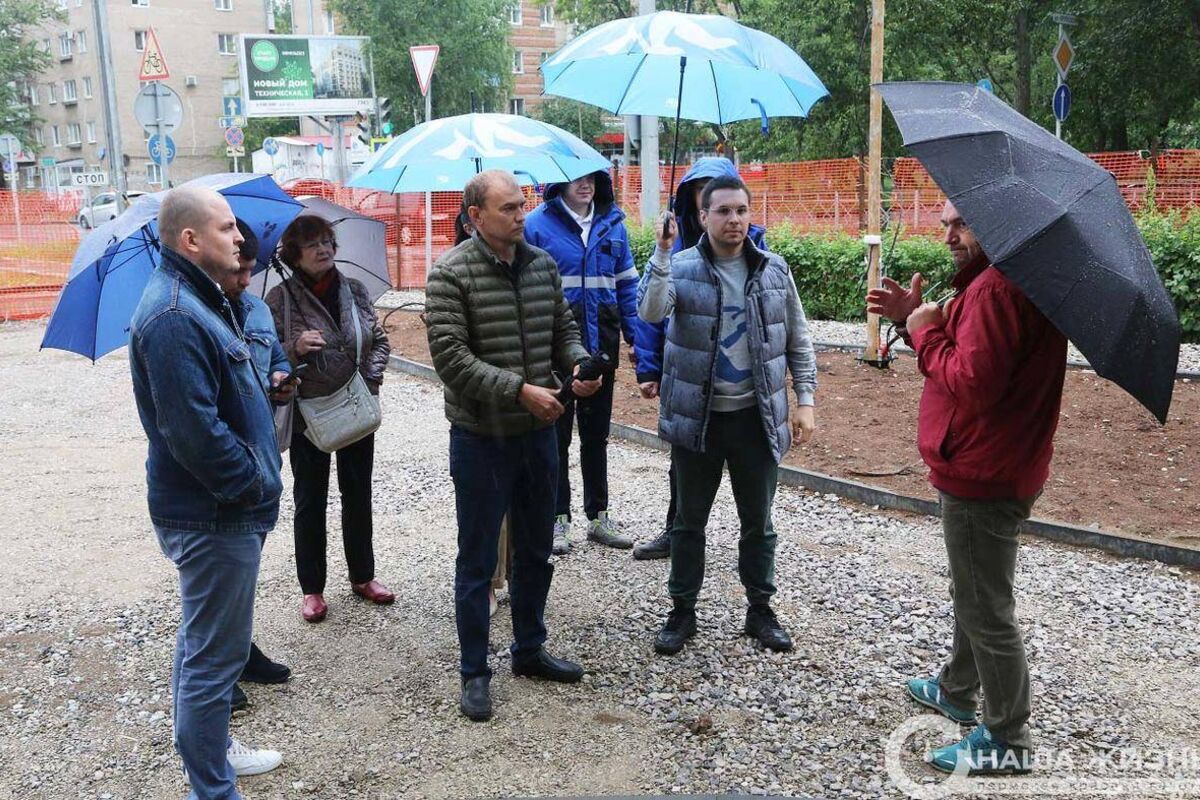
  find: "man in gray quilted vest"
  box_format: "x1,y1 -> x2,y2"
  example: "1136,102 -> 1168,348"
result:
638,174 -> 817,655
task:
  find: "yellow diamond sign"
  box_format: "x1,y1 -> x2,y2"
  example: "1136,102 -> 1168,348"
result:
1053,35 -> 1074,80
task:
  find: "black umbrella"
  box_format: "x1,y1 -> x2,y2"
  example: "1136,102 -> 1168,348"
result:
877,81 -> 1180,423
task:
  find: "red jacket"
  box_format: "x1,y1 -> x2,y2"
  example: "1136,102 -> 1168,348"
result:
907,260 -> 1067,500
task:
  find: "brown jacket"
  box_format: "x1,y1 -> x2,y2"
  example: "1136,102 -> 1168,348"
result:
265,271 -> 390,399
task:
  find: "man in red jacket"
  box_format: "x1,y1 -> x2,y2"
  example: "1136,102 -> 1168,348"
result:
868,200 -> 1067,775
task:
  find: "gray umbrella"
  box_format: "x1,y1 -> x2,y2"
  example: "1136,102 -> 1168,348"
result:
249,195 -> 392,302
877,81 -> 1180,423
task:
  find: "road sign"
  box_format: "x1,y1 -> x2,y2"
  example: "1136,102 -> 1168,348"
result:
226,146 -> 245,158
138,28 -> 170,81
976,78 -> 993,93
1,159 -> 11,173
148,134 -> 176,165
316,142 -> 326,156
1053,34 -> 1075,81
262,137 -> 279,156
409,45 -> 440,97
223,127 -> 245,147
40,156 -> 55,167
134,82 -> 183,134
218,115 -> 247,129
222,96 -> 243,117
1053,83 -> 1072,122
71,171 -> 108,187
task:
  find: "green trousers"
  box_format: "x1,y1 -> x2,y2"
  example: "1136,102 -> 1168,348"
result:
668,406 -> 778,610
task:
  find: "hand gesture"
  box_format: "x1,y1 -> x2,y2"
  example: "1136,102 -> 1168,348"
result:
906,301 -> 945,334
638,381 -> 660,399
269,370 -> 298,404
866,273 -> 924,324
655,211 -> 678,253
519,383 -> 565,423
295,329 -> 326,356
790,405 -> 815,445
571,363 -> 602,398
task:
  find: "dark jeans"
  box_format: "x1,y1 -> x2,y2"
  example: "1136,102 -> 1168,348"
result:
555,374 -> 614,520
936,491 -> 1038,750
450,425 -> 558,679
290,430 -> 376,595
663,454 -> 678,531
669,406 -> 778,610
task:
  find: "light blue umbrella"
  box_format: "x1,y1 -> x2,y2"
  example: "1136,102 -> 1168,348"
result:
347,113 -> 612,193
41,174 -> 303,360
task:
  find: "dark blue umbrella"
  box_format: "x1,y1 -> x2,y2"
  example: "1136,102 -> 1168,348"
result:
41,174 -> 303,360
878,82 -> 1181,423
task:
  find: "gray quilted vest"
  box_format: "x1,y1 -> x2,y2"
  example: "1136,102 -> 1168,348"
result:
659,236 -> 795,463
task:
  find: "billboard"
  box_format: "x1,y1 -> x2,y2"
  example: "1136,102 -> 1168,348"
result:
239,35 -> 374,117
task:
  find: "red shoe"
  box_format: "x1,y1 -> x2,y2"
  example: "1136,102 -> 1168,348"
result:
351,579 -> 395,605
302,593 -> 327,623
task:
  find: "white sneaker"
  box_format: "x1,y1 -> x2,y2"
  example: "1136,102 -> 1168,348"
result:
227,737 -> 283,776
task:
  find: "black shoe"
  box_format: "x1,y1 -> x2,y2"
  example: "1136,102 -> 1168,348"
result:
511,648 -> 585,683
460,676 -> 492,721
654,608 -> 697,655
240,642 -> 291,684
744,604 -> 793,652
230,683 -> 249,713
633,528 -> 672,560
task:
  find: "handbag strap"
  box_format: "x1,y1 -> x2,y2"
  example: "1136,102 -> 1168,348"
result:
349,298 -> 363,370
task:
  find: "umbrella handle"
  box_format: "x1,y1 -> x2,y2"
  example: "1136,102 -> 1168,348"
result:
665,55 -> 689,240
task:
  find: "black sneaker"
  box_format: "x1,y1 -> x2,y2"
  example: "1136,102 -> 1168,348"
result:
744,604 -> 793,652
654,608 -> 697,655
230,683 -> 249,713
460,676 -> 492,722
633,528 -> 671,560
240,642 -> 291,684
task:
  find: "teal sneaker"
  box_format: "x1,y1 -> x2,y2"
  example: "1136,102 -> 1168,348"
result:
928,723 -> 1032,775
586,511 -> 632,549
906,677 -> 977,725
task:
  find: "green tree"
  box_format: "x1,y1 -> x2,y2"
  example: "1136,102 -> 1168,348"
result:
330,0 -> 512,129
243,117 -> 300,156
0,0 -> 60,147
533,97 -> 607,143
272,0 -> 294,34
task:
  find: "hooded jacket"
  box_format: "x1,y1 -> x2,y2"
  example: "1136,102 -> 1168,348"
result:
523,170 -> 639,364
633,157 -> 767,383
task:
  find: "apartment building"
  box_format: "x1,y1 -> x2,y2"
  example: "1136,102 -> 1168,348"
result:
506,0 -> 571,116
24,0 -> 331,192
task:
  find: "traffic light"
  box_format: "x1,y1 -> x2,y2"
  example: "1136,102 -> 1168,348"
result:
355,112 -> 370,147
378,96 -> 392,136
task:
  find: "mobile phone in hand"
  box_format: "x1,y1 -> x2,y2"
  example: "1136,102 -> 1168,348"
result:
268,363 -> 308,396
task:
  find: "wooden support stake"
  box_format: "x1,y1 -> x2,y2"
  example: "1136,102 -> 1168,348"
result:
862,0 -> 887,366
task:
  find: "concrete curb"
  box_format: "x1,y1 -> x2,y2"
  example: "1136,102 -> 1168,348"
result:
387,354 -> 1200,570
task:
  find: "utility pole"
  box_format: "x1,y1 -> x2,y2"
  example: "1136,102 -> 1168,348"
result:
92,0 -> 127,212
861,0 -> 887,367
638,0 -> 659,225
424,76 -> 432,277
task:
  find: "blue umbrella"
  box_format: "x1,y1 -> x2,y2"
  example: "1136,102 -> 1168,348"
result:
541,10 -> 828,220
347,113 -> 612,193
41,173 -> 303,360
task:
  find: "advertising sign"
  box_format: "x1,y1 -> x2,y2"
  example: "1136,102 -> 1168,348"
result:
239,35 -> 373,117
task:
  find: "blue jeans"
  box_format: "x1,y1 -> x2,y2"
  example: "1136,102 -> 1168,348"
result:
449,425 -> 557,679
155,527 -> 264,800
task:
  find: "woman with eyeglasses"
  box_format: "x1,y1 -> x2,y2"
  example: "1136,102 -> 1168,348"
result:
266,215 -> 393,623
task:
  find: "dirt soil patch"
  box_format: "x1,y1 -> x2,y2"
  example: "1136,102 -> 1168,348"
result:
386,311 -> 1199,546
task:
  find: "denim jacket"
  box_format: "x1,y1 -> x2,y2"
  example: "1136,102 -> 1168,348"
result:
129,247 -> 283,533
238,292 -> 290,387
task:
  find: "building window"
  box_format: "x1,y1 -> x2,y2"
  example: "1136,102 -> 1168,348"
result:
34,127 -> 44,146
57,0 -> 68,9
147,162 -> 162,185
83,77 -> 93,98
541,51 -> 551,65
132,0 -> 149,6
29,85 -> 38,106
134,30 -> 147,51
77,30 -> 87,53
218,34 -> 236,55
43,38 -> 51,53
87,121 -> 97,143
539,4 -> 553,26
512,50 -> 524,74
324,10 -> 335,33
52,125 -> 61,146
63,79 -> 78,103
214,0 -> 232,9
508,3 -> 522,25
48,84 -> 58,104
67,123 -> 82,145
222,78 -> 239,96
509,98 -> 525,116
59,33 -> 73,59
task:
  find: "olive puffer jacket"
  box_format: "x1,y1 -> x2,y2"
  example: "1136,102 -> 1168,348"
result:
425,234 -> 589,437
265,271 -> 390,399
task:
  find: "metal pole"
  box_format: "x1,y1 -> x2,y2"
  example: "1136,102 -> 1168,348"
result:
638,0 -> 659,225
333,118 -> 346,184
862,0 -> 885,365
424,80 -> 433,277
1055,21 -> 1064,140
154,81 -> 169,188
6,138 -> 21,240
92,0 -> 127,212
308,0 -> 316,33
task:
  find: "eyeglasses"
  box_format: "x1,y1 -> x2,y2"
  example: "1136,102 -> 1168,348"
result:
300,238 -> 336,251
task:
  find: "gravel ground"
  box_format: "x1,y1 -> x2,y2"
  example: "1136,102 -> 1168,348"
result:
379,290 -> 1200,374
3,319 -> 1200,800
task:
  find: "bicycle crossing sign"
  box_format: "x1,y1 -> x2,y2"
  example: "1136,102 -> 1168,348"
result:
138,28 -> 170,81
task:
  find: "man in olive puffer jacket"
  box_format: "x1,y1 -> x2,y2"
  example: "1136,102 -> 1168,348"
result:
426,170 -> 601,722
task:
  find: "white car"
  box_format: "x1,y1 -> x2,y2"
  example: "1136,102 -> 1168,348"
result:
76,191 -> 147,229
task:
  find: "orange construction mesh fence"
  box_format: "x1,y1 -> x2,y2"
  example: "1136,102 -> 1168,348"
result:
3,150 -> 1198,315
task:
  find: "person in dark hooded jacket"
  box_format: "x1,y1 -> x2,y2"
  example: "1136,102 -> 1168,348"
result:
630,158 -> 768,560
524,170 -> 639,555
